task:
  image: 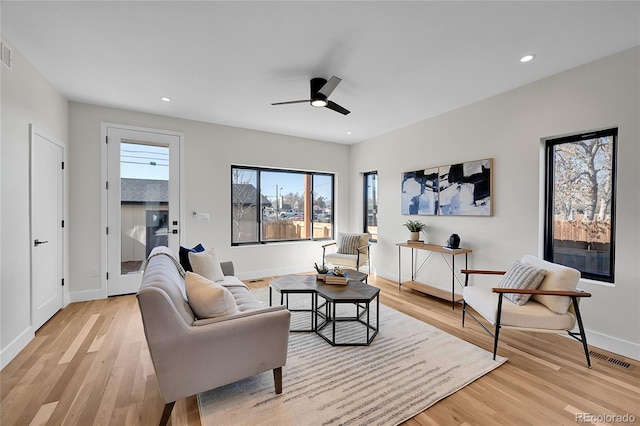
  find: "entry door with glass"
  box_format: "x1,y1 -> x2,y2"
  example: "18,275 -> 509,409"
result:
106,126 -> 181,296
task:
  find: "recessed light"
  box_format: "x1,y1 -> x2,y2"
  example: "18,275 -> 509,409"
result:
161,97 -> 171,102
346,131 -> 352,135
520,54 -> 535,63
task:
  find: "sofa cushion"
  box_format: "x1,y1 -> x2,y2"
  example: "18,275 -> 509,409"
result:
179,243 -> 205,272
140,250 -> 195,323
498,261 -> 546,305
189,247 -> 225,282
521,255 -> 580,314
185,272 -> 239,319
324,252 -> 361,269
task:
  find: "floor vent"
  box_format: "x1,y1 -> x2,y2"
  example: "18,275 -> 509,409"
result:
1,42 -> 12,69
589,350 -> 631,368
247,279 -> 264,283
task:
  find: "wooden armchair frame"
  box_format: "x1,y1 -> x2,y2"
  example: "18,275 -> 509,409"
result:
461,269 -> 592,368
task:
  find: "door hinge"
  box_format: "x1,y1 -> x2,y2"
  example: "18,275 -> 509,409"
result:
106,181 -> 109,190
61,278 -> 65,287
105,136 -> 108,144
106,227 -> 109,235
61,161 -> 65,170
106,272 -> 109,280
61,220 -> 65,228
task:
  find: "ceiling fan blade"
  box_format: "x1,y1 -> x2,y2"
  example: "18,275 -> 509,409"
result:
325,101 -> 350,115
271,99 -> 310,106
318,76 -> 342,97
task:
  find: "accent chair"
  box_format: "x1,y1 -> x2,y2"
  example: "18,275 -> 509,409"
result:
461,255 -> 592,367
322,232 -> 371,272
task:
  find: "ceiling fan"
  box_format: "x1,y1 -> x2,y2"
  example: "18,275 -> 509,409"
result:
271,76 -> 350,115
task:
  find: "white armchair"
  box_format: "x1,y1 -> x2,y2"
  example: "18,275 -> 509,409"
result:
322,232 -> 371,272
461,255 -> 592,367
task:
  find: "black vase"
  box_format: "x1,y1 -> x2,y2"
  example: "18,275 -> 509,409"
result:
448,234 -> 460,249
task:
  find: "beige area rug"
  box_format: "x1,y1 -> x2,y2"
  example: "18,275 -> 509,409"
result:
198,287 -> 506,426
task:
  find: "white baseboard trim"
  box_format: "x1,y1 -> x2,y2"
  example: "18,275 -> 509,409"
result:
69,288 -> 105,303
1,326 -> 34,370
584,329 -> 640,361
236,265 -> 311,281
373,269 -> 398,283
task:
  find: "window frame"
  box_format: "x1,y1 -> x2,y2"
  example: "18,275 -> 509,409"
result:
363,170 -> 378,242
543,128 -> 617,283
231,165 -> 335,246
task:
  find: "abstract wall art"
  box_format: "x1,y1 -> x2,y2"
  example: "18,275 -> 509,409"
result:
401,158 -> 492,216
438,158 -> 492,216
401,167 -> 439,215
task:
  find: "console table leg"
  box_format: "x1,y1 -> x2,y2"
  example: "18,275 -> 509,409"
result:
451,255 -> 455,310
398,245 -> 402,291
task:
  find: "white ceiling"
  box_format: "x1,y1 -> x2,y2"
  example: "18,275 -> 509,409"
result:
2,1 -> 639,144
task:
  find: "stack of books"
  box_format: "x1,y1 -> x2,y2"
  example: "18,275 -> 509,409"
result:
406,240 -> 425,246
323,271 -> 348,285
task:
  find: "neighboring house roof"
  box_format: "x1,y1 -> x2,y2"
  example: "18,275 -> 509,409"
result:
233,183 -> 272,207
120,180 -> 272,206
121,178 -> 168,203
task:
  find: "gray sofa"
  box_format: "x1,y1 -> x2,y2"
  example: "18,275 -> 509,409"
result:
137,247 -> 290,425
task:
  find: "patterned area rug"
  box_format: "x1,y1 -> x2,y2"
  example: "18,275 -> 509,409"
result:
198,287 -> 506,426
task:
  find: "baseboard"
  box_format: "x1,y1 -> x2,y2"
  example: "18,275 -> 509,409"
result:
1,326 -> 34,370
374,268 -> 398,283
238,265 -> 375,281
236,265 -> 311,281
69,288 -> 105,303
583,329 -> 640,361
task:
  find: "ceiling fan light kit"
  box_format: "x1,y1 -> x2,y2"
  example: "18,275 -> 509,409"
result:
272,76 -> 350,115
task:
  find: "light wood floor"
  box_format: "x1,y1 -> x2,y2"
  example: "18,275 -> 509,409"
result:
2,275 -> 638,425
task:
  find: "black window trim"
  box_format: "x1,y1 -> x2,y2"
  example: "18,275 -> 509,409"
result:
543,127 -> 617,283
231,165 -> 335,246
363,170 -> 378,242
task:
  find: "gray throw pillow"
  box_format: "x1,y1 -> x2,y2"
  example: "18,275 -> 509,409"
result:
499,261 -> 546,306
337,233 -> 362,255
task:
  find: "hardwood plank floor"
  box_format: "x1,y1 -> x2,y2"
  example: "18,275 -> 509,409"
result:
2,275 -> 638,425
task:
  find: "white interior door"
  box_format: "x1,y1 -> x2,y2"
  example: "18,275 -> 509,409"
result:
106,126 -> 180,296
30,127 -> 64,330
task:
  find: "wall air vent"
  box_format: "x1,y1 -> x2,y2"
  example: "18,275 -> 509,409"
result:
1,41 -> 12,69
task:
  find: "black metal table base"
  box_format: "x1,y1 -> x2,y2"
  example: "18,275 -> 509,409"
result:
314,293 -> 379,346
269,287 -> 316,332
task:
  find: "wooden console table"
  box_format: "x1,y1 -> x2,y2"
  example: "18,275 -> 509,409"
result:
396,243 -> 472,309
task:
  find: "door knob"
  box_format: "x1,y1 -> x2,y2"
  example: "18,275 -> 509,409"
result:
34,239 -> 49,246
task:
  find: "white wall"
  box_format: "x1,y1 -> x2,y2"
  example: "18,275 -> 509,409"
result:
350,47 -> 640,359
68,103 -> 351,297
0,37 -> 69,368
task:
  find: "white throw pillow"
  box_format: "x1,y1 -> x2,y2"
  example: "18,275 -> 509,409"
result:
522,255 -> 580,314
189,247 -> 225,282
185,272 -> 238,319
